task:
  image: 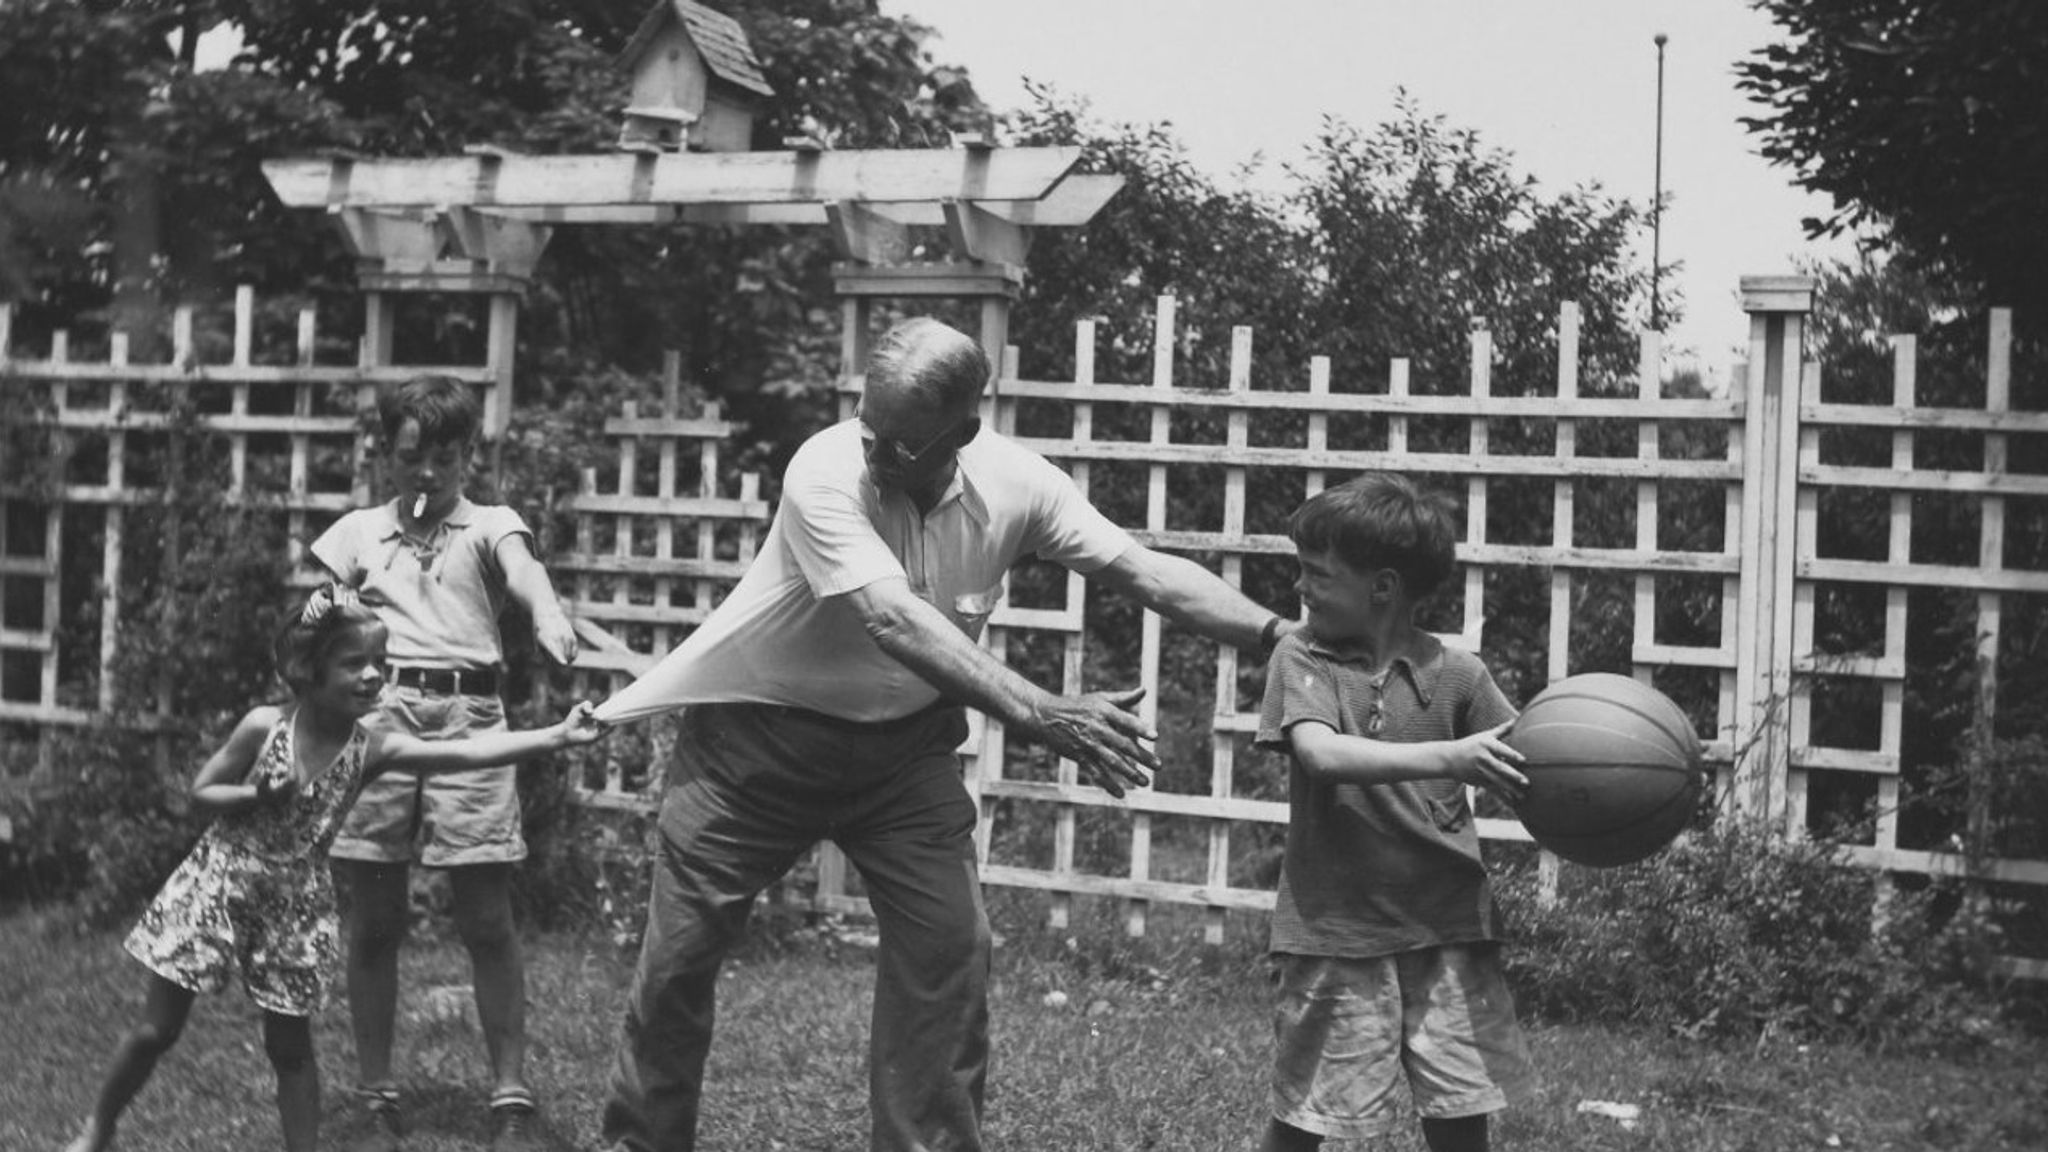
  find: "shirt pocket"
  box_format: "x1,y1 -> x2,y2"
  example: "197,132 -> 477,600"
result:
952,580 -> 1005,639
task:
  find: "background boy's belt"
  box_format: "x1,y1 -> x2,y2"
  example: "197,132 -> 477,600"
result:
392,665 -> 500,697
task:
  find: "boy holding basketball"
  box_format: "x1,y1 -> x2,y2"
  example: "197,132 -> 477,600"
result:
1255,472 -> 1534,1152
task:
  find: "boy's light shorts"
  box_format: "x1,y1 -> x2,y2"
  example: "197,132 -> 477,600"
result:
328,687 -> 526,868
1270,944 -> 1535,1140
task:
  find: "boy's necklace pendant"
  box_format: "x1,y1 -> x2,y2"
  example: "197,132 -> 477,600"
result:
1365,669 -> 1390,736
398,519 -> 447,573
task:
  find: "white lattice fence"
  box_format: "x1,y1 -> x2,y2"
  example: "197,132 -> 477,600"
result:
1790,311 -> 2048,934
0,288 -> 496,825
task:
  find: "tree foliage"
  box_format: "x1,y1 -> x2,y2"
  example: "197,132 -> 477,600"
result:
0,0 -> 357,339
1006,83 -> 1318,388
1298,92 -> 1652,396
1007,88 -> 1653,396
1738,0 -> 2048,318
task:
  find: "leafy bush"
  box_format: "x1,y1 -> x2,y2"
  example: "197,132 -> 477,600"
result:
1497,818 -> 2015,1052
3,728 -> 204,923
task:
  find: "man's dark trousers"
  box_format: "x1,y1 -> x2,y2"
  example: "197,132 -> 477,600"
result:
603,700 -> 990,1152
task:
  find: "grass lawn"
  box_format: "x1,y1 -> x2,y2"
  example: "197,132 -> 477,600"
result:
3,902 -> 2045,1152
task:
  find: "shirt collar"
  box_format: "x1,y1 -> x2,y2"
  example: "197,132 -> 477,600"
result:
1302,628 -> 1447,706
948,438 -> 993,529
848,420 -> 992,529
375,495 -> 477,541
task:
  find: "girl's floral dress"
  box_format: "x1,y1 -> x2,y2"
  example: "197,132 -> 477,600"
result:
125,711 -> 370,1016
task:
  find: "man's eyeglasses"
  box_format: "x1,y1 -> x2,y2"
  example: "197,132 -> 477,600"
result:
858,417 -> 977,469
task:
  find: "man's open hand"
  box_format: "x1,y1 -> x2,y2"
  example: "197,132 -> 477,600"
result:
1029,686 -> 1158,799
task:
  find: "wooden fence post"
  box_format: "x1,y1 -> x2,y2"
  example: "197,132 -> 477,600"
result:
1971,308 -> 2014,859
1732,275 -> 1814,832
358,292 -> 394,503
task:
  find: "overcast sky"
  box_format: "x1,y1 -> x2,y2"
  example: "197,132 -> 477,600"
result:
887,0 -> 1859,379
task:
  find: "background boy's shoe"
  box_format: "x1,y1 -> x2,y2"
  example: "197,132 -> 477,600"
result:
348,1085 -> 403,1152
488,1086 -> 552,1152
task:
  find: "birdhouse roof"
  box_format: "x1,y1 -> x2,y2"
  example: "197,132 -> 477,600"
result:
621,1 -> 775,99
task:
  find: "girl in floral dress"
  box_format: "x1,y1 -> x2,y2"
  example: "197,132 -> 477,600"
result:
64,585 -> 603,1152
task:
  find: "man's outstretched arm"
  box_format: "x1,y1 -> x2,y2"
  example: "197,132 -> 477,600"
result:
1086,545 -> 1295,652
843,576 -> 1159,797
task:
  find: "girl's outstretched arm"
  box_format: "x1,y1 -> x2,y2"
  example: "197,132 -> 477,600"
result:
189,706 -> 288,815
368,702 -> 606,775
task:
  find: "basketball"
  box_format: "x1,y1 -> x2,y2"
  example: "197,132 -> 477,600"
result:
1503,673 -> 1705,867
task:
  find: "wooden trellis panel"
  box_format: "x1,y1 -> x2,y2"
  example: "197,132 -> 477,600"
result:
1790,310 -> 2048,907
552,354 -> 769,810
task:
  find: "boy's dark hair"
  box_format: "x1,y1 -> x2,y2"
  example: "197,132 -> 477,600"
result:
377,375 -> 481,447
274,583 -> 384,690
1287,472 -> 1458,597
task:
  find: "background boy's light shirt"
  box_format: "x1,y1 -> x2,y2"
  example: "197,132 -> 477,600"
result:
311,497 -> 527,669
595,421 -> 1134,725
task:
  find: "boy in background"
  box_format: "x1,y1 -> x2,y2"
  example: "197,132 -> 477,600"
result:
311,376 -> 578,1152
1255,472 -> 1534,1152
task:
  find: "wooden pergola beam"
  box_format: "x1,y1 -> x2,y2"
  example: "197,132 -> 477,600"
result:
832,261 -> 1024,299
942,199 -> 1029,265
328,206 -> 555,290
263,146 -> 1083,211
452,174 -> 1127,228
332,209 -> 443,263
824,201 -> 909,264
440,206 -> 553,270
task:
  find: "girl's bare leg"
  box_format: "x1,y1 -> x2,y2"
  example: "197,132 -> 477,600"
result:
261,1010 -> 321,1152
65,974 -> 196,1152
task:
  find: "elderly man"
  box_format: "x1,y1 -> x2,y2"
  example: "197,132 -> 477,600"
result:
594,317 -> 1292,1152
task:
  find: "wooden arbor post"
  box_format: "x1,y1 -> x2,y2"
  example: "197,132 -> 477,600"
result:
1732,274 -> 1814,832
329,150 -> 555,453
827,194 -> 1029,419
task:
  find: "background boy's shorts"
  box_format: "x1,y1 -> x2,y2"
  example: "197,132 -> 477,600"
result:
1270,944 -> 1535,1140
328,687 -> 526,867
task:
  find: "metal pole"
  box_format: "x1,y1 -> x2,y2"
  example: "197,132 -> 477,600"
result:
1652,32 -> 1668,331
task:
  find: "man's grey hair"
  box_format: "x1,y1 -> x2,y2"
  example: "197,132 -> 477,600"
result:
866,318 -> 990,410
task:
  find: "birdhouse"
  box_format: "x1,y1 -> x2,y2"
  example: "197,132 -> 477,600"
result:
617,1 -> 774,153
